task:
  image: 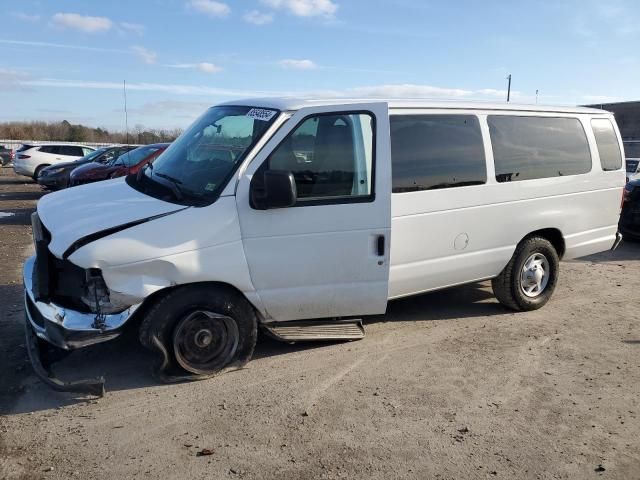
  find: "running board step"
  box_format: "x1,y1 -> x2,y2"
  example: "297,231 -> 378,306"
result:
262,319 -> 365,342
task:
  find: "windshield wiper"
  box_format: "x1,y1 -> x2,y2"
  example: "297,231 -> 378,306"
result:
154,172 -> 184,201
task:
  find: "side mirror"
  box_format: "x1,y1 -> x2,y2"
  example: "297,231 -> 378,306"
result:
251,170 -> 297,210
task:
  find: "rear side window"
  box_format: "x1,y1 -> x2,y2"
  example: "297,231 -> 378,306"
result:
489,116 -> 591,182
591,119 -> 622,171
39,145 -> 62,155
17,144 -> 34,152
390,115 -> 486,192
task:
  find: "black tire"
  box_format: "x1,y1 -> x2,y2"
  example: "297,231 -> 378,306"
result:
492,236 -> 560,312
139,284 -> 257,382
33,165 -> 49,181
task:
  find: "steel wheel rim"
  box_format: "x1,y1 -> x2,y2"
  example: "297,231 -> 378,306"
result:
172,310 -> 239,375
520,253 -> 550,298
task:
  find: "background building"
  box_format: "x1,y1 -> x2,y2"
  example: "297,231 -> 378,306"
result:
586,101 -> 640,140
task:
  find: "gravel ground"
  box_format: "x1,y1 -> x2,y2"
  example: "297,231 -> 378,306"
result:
0,166 -> 638,480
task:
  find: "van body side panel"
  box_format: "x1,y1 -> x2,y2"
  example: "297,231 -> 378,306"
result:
389,185 -> 621,298
68,196 -> 265,315
388,110 -> 625,300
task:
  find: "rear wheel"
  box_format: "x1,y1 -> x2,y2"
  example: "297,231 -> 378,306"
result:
492,236 -> 560,311
139,284 -> 257,382
33,165 -> 49,181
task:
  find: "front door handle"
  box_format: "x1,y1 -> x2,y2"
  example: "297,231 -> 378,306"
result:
376,235 -> 385,256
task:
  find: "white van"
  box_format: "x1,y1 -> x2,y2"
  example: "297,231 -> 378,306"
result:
23,99 -> 625,394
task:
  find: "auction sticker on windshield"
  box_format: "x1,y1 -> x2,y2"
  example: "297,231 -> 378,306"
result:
246,108 -> 278,122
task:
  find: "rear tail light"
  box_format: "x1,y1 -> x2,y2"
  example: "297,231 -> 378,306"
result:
9,151 -> 14,160
18,154 -> 30,159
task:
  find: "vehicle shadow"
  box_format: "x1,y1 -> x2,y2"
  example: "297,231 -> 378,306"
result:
3,241 -> 638,415
0,191 -> 45,202
0,177 -> 34,186
367,281 -> 503,326
572,239 -> 640,263
1,281 -> 506,415
0,208 -> 37,226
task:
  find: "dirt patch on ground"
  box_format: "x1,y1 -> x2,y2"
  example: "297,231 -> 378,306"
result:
0,167 -> 638,479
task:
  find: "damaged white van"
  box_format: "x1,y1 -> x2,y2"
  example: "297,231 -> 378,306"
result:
24,99 -> 626,395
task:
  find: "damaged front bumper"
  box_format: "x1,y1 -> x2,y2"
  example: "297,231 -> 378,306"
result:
24,315 -> 105,397
23,255 -> 140,350
23,255 -> 141,396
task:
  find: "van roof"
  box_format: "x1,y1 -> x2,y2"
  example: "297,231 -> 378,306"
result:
218,97 -> 609,115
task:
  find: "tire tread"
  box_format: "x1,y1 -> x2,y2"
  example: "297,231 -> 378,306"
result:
492,236 -> 559,312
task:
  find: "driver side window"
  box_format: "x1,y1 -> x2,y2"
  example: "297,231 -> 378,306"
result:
265,112 -> 375,202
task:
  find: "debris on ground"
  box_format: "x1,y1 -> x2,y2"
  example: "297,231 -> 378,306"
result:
196,448 -> 215,457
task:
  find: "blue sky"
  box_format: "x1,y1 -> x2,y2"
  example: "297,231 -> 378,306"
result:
1,0 -> 639,130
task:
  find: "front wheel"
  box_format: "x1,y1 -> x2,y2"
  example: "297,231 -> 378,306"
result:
492,236 -> 560,311
139,285 -> 257,382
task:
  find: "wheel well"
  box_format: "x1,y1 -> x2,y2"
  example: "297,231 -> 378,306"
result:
525,228 -> 566,259
131,281 -> 264,327
34,164 -> 50,177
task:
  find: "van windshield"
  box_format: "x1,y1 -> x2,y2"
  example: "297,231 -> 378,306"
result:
128,106 -> 279,206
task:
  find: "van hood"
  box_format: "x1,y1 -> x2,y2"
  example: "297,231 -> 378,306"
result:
38,178 -> 186,259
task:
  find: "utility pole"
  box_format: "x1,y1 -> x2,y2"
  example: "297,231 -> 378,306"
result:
536,89 -> 539,104
506,74 -> 512,103
123,80 -> 129,146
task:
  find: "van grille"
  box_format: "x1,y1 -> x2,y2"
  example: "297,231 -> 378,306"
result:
31,213 -> 90,312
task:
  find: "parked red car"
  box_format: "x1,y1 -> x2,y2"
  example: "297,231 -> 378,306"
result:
69,143 -> 169,187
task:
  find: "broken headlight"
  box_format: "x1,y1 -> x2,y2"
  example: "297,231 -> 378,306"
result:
80,269 -> 137,314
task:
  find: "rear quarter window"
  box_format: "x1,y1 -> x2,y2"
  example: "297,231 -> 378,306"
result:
59,146 -> 84,156
591,119 -> 622,171
489,116 -> 591,182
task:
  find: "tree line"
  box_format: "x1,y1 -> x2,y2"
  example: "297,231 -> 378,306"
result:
0,120 -> 182,145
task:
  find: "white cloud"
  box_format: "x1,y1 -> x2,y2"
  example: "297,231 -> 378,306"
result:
120,22 -> 145,36
166,62 -> 223,73
0,38 -> 127,54
187,0 -> 231,18
22,78 -> 287,98
130,100 -> 213,118
0,69 -> 31,91
476,88 -> 510,98
244,10 -> 274,25
131,46 -> 158,64
11,12 -> 41,22
343,84 -> 472,98
51,13 -> 113,33
261,0 -> 337,17
19,79 -> 527,103
279,59 -> 318,70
